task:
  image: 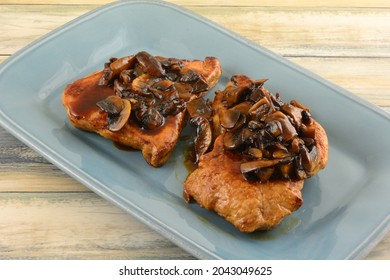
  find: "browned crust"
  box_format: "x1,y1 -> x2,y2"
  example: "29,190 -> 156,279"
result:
184,136 -> 304,232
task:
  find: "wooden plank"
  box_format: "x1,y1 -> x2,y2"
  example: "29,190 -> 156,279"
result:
0,167 -> 89,193
0,5 -> 93,55
0,193 -> 194,259
0,56 -> 10,63
288,57 -> 390,106
0,192 -> 388,259
194,6 -> 390,57
366,233 -> 390,260
1,0 -> 390,8
0,127 -> 88,192
174,0 -> 390,7
0,5 -> 389,57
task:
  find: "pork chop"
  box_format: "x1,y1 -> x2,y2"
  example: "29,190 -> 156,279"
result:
184,74 -> 328,232
62,52 -> 222,167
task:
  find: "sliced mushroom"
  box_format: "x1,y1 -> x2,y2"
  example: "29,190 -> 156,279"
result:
179,68 -> 202,83
291,137 -> 303,154
231,101 -> 251,114
119,70 -> 133,84
135,51 -> 165,77
247,120 -> 263,130
150,79 -> 177,100
301,123 -> 316,139
279,162 -> 293,179
223,130 -> 243,150
174,82 -> 193,100
179,68 -> 209,94
223,85 -> 248,104
160,57 -> 184,72
253,78 -> 268,87
271,143 -> 290,158
257,167 -> 275,182
248,97 -> 271,119
107,99 -> 131,132
249,88 -> 265,103
265,121 -> 282,138
241,127 -> 257,144
265,111 -> 297,141
150,79 -> 175,93
98,62 -> 114,86
110,55 -> 137,77
301,110 -> 313,125
302,137 -> 316,147
130,74 -> 159,96
139,107 -> 164,130
190,116 -> 212,163
233,113 -> 247,130
96,95 -> 123,115
300,145 -> 319,173
156,98 -> 185,117
247,147 -> 263,159
187,98 -> 212,119
114,79 -> 130,97
269,93 -> 283,109
295,155 -> 307,180
240,158 -> 286,174
273,149 -> 290,158
281,103 -> 303,128
190,78 -> 209,94
219,109 -> 241,129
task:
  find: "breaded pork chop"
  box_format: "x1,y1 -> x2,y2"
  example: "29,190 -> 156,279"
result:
184,74 -> 328,232
62,52 -> 221,167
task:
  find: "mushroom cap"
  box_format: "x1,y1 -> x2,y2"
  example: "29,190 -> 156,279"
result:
108,99 -> 131,132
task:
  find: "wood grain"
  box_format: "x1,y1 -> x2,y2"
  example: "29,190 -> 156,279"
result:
1,5 -> 389,57
0,193 -> 195,259
0,0 -> 389,260
1,0 -> 390,7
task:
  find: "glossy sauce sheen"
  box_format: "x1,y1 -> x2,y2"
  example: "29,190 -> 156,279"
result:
68,77 -> 114,118
66,72 -> 181,136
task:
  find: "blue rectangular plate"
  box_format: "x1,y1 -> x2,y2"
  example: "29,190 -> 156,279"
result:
0,0 -> 389,259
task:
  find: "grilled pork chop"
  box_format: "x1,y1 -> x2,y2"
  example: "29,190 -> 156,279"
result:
62,52 -> 221,167
184,74 -> 328,232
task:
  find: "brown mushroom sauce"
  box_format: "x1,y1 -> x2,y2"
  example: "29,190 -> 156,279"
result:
96,51 -> 209,131
189,75 -> 320,183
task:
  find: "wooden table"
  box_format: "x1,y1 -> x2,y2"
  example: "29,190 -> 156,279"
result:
0,0 -> 389,259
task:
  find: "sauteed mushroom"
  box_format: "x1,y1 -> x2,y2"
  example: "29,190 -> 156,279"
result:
213,76 -> 321,182
139,107 -> 164,130
96,95 -> 123,115
219,109 -> 241,129
190,116 -> 212,163
179,68 -> 209,94
135,51 -> 165,77
187,98 -> 212,119
98,56 -> 136,86
97,96 -> 131,132
97,51 -> 212,132
223,131 -> 243,150
223,85 -> 248,104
